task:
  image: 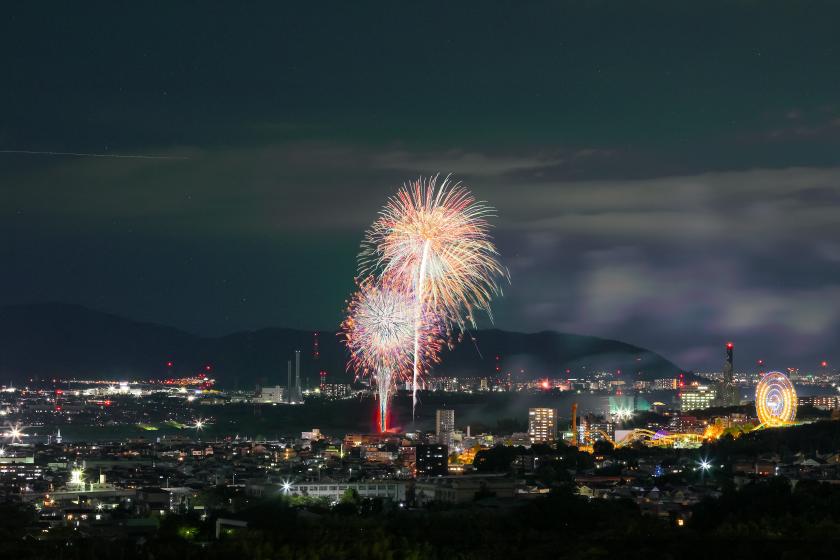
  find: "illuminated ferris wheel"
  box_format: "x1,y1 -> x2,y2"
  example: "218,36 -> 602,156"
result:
755,371 -> 797,427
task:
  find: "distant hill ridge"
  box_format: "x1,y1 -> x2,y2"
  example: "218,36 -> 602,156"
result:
0,303 -> 683,386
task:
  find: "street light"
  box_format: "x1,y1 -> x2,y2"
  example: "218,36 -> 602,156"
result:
5,422 -> 24,442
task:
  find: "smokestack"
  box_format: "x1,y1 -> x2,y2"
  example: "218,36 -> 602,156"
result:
287,360 -> 292,403
295,350 -> 301,401
571,403 -> 578,446
724,342 -> 734,384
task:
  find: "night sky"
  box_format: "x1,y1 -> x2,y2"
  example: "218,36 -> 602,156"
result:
2,3 -> 839,370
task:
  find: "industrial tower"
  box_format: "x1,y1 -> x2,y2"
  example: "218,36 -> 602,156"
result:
717,342 -> 739,407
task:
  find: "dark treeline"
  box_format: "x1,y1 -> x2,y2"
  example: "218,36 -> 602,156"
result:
5,421 -> 840,559
708,417 -> 840,457
3,481 -> 840,560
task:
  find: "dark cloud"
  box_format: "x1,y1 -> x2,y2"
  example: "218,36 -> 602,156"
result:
2,2 -> 840,370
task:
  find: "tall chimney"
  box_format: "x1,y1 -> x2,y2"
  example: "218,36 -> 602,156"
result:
724,342 -> 734,384
287,360 -> 292,403
295,350 -> 301,401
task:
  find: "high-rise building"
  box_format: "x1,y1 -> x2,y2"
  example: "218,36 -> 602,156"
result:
435,409 -> 455,447
681,385 -> 716,411
320,383 -> 352,399
580,415 -> 615,443
528,407 -> 557,444
415,444 -> 448,477
653,378 -> 679,390
798,395 -> 840,410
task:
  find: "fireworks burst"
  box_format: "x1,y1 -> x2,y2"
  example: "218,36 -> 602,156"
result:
359,175 -> 507,416
341,277 -> 441,432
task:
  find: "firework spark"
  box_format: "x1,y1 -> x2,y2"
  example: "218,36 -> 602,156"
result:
341,277 -> 441,432
360,175 -> 507,417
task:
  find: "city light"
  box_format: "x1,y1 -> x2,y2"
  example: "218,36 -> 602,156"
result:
4,422 -> 24,442
281,480 -> 292,494
614,408 -> 634,421
70,468 -> 84,485
699,460 -> 711,471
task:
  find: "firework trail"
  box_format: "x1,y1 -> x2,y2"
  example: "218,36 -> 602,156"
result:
341,277 -> 441,432
360,175 -> 507,419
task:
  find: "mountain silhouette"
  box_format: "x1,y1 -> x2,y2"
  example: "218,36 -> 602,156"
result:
0,303 -> 683,386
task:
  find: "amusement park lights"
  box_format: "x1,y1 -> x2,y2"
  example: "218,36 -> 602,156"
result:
755,371 -> 797,427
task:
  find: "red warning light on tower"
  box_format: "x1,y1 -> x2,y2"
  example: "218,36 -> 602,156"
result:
821,360 -> 828,368
726,342 -> 734,349
313,332 -> 320,360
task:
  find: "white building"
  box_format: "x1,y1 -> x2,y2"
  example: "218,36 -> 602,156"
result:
248,481 -> 406,502
258,385 -> 285,404
435,409 -> 455,447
